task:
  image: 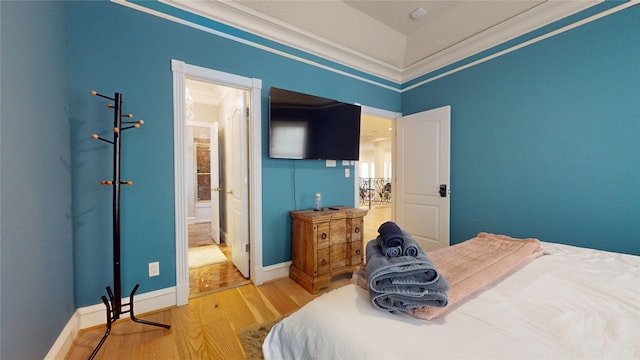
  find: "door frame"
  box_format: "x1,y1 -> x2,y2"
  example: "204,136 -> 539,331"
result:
172,59 -> 263,306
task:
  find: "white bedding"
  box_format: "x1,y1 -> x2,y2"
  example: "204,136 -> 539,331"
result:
264,242 -> 640,359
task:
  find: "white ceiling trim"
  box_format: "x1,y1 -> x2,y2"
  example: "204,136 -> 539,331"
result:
114,0 -> 403,92
163,0 -> 600,84
404,0 -> 636,92
164,0 -> 403,83
402,0 -> 601,82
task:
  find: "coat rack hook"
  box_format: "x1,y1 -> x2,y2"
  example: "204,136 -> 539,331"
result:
91,90 -> 115,101
92,134 -> 114,144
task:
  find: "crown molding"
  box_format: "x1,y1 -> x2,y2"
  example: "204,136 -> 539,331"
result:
158,0 -> 602,86
163,0 -> 404,83
401,0 -> 601,83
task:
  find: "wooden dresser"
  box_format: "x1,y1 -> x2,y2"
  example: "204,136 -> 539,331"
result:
289,206 -> 367,293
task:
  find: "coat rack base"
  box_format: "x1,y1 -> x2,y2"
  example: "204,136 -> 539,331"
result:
89,284 -> 171,360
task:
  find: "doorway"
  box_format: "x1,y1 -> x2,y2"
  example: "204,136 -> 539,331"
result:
184,79 -> 250,297
172,59 -> 263,306
358,109 -> 396,238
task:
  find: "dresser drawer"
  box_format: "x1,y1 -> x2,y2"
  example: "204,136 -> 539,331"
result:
316,222 -> 330,244
317,246 -> 330,276
348,241 -> 363,266
349,217 -> 363,244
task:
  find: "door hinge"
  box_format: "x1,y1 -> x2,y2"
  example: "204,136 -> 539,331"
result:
245,243 -> 250,253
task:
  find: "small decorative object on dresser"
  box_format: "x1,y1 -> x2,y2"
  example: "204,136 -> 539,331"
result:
289,206 -> 368,293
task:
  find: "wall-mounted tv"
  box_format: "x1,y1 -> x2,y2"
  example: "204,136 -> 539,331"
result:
269,87 -> 361,160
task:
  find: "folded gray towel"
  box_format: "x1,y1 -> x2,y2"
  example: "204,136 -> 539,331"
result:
377,221 -> 404,248
375,235 -> 402,257
401,231 -> 419,257
366,239 -> 448,313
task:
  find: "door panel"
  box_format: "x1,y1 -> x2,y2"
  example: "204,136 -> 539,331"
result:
230,95 -> 250,277
395,106 -> 451,251
210,122 -> 221,244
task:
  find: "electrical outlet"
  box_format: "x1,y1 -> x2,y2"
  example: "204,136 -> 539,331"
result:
148,261 -> 160,277
345,168 -> 350,178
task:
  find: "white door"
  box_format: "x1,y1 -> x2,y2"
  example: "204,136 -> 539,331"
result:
210,122 -> 221,244
229,100 -> 250,277
394,105 -> 451,251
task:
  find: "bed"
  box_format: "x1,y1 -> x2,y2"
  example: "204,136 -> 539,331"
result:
263,236 -> 640,359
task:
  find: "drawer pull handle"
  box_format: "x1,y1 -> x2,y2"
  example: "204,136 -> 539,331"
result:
354,227 -> 360,233
321,233 -> 327,239
321,259 -> 327,265
355,249 -> 361,255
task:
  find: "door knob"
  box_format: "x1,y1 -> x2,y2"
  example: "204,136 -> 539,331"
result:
214,187 -> 222,192
439,184 -> 447,198
227,190 -> 234,194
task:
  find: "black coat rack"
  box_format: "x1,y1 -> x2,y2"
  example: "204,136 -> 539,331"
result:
89,91 -> 170,359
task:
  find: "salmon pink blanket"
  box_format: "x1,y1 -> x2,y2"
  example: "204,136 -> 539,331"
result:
353,232 -> 545,320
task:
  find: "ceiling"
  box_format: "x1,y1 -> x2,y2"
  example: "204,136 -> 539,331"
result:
167,0 -> 598,83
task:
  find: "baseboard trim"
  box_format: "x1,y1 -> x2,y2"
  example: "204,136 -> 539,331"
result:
44,311 -> 81,360
45,287 -> 177,359
46,263 -> 293,359
259,261 -> 291,283
78,286 -> 177,328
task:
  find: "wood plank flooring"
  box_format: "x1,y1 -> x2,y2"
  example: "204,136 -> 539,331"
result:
361,204 -> 391,243
189,223 -> 250,297
65,276 -> 352,360
65,206 -> 391,359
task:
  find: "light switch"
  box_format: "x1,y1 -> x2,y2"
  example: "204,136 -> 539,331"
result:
149,262 -> 160,277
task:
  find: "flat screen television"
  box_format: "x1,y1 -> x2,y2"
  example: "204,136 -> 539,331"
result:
269,87 -> 361,160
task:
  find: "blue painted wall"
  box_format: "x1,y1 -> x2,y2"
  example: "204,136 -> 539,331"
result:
0,2 -> 75,359
403,4 -> 640,255
2,2 -> 638,357
67,1 -> 400,307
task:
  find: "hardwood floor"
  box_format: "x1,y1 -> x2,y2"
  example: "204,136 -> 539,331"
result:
188,223 -> 250,298
65,275 -> 352,359
361,204 -> 391,243
65,206 -> 391,359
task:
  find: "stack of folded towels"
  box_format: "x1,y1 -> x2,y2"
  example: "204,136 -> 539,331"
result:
366,221 -> 448,313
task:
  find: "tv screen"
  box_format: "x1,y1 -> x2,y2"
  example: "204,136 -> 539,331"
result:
269,87 -> 361,160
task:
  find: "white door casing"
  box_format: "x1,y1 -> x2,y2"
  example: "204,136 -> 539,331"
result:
172,59 -> 262,306
394,105 -> 451,251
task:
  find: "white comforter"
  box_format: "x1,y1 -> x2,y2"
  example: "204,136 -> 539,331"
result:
263,242 -> 640,359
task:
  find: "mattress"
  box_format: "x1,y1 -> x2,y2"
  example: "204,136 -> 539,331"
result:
263,242 -> 640,359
